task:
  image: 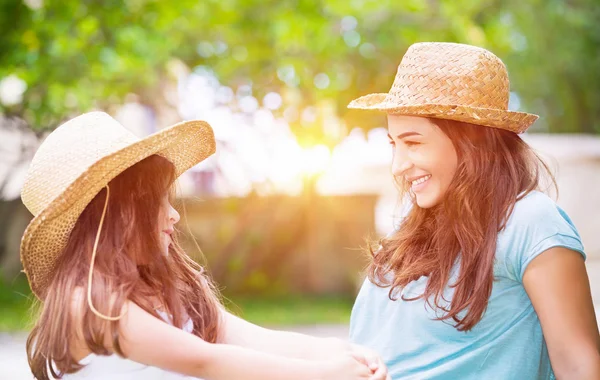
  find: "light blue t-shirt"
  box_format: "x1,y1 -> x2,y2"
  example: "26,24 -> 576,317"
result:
349,191 -> 585,380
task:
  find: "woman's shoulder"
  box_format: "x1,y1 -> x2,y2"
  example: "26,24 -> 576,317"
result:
503,190 -> 583,240
507,190 -> 570,227
497,190 -> 584,279
513,190 -> 556,212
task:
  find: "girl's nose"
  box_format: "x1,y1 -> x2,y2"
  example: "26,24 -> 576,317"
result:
169,205 -> 180,224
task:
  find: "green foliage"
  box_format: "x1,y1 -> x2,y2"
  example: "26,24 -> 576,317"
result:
502,0 -> 600,133
1,0 -> 598,135
0,0 -> 200,129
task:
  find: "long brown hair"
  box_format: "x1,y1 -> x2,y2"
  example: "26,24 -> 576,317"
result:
369,119 -> 555,331
26,155 -> 222,379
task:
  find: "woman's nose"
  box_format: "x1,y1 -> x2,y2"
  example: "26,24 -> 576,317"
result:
392,150 -> 413,178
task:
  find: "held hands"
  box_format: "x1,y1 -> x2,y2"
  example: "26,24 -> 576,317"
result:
318,342 -> 390,380
349,343 -> 391,380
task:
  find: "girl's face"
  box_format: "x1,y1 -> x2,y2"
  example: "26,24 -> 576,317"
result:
159,194 -> 180,256
387,115 -> 458,208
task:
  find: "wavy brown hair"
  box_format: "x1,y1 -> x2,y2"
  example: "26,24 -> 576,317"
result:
369,118 -> 555,331
26,155 -> 222,379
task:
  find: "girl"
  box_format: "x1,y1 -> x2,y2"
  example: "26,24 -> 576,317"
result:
347,42 -> 600,379
20,112 -> 388,379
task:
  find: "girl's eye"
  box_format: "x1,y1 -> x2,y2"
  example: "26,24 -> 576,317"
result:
405,141 -> 420,147
388,140 -> 396,147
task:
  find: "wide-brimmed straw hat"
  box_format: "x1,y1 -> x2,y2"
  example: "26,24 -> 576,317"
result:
348,42 -> 538,133
20,111 -> 215,299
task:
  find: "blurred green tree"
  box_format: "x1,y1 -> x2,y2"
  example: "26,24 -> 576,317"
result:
0,0 -> 598,139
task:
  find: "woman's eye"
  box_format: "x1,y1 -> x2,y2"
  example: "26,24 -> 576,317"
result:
405,141 -> 420,147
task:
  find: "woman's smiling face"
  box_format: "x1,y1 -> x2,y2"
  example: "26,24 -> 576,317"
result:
387,115 -> 458,208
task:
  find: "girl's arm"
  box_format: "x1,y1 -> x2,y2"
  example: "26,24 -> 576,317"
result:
115,301 -> 374,380
524,247 -> 600,380
219,309 -> 390,379
219,309 -> 350,359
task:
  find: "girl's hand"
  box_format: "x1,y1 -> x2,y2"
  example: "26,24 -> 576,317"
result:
319,353 -> 373,379
349,343 -> 391,380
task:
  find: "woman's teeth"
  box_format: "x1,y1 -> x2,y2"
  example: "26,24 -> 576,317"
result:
412,175 -> 431,186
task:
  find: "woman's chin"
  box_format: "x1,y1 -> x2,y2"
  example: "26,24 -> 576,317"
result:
415,192 -> 442,209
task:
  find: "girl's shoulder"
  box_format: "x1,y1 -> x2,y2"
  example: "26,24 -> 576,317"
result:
69,287 -> 93,361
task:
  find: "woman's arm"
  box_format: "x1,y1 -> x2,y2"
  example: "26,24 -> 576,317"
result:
115,301 -> 373,380
524,247 -> 600,379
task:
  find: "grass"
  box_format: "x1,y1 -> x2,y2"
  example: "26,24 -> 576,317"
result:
223,295 -> 354,326
0,274 -> 36,332
0,274 -> 353,332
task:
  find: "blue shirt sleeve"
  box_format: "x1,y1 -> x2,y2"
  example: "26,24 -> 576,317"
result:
499,192 -> 585,282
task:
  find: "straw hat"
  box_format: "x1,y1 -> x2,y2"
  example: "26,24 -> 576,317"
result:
348,42 -> 538,133
20,111 -> 216,298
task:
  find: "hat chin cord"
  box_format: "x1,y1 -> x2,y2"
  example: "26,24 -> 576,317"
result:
86,184 -> 127,321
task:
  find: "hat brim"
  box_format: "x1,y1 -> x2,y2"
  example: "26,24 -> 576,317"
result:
348,93 -> 538,134
20,120 -> 215,299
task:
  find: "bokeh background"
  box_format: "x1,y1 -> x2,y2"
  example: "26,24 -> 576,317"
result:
1,0 -> 599,378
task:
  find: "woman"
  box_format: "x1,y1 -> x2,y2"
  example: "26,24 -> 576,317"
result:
347,42 -> 600,379
21,112 -> 388,379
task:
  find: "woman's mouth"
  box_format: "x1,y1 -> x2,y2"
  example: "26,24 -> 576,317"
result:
410,175 -> 431,192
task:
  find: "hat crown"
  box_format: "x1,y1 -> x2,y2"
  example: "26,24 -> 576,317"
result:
387,42 -> 509,109
21,112 -> 139,216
